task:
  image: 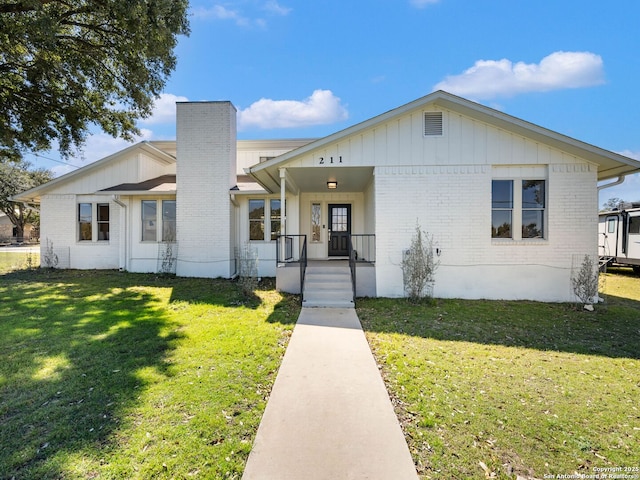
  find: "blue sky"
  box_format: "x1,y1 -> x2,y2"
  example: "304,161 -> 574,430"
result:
30,0 -> 640,207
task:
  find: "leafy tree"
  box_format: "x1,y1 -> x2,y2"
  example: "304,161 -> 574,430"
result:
0,0 -> 190,162
601,197 -> 624,211
0,160 -> 53,240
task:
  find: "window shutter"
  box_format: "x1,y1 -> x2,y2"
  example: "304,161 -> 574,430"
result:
424,112 -> 443,136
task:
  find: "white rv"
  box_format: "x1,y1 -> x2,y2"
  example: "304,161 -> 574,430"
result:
598,204 -> 640,273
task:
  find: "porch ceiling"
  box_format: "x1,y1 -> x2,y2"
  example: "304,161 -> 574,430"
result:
286,166 -> 374,193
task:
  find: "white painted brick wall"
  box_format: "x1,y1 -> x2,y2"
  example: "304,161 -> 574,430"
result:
176,102 -> 237,278
40,194 -> 120,269
374,163 -> 597,301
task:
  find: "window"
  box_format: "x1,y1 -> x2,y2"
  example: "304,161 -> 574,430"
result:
142,200 -> 157,241
522,180 -> 545,238
78,203 -> 92,241
97,203 -> 109,240
270,199 -> 281,240
492,179 -> 546,240
249,198 -> 283,241
311,203 -> 321,242
78,203 -> 109,242
629,216 -> 640,235
491,180 -> 513,238
162,200 -> 176,241
607,218 -> 617,234
249,199 -> 265,241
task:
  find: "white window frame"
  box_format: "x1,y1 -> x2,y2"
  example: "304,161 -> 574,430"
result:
249,197 -> 282,242
492,177 -> 547,241
78,202 -> 110,243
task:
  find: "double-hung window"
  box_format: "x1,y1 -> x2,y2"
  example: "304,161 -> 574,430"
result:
249,198 -> 283,241
141,200 -> 176,242
142,200 -> 157,241
78,203 -> 93,241
78,203 -> 110,242
492,178 -> 546,240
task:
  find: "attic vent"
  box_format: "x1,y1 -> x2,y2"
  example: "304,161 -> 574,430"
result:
424,112 -> 443,136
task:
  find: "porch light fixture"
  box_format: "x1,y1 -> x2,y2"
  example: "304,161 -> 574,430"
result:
327,181 -> 338,189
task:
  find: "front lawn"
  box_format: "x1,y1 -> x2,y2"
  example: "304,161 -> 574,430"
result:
358,268 -> 640,479
0,269 -> 299,479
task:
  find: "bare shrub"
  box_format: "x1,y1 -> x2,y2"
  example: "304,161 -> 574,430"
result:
402,223 -> 439,303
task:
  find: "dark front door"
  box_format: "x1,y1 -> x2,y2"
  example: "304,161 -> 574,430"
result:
328,204 -> 351,256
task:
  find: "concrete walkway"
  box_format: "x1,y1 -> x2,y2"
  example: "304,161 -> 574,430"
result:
242,308 -> 418,479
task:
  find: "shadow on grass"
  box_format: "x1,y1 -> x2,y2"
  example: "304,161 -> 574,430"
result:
357,293 -> 640,360
0,269 -> 185,478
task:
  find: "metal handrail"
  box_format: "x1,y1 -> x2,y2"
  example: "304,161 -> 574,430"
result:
276,234 -> 307,304
300,236 -> 307,303
348,235 -> 356,303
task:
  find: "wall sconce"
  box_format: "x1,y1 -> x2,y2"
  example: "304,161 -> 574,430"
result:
327,181 -> 338,189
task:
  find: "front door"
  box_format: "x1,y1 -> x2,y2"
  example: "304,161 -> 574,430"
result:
328,204 -> 351,256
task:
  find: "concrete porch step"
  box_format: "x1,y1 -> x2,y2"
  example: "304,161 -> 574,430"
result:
303,262 -> 354,308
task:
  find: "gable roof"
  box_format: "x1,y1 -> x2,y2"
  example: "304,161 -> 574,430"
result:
12,141 -> 175,203
248,90 -> 640,191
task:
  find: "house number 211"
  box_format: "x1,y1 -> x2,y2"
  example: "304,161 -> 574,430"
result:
319,156 -> 343,164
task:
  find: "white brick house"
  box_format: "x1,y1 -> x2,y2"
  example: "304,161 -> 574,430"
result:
14,91 -> 640,301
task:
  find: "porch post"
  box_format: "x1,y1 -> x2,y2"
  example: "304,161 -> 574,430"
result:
279,168 -> 286,262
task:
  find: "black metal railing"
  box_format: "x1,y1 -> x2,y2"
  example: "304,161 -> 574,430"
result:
349,234 -> 376,263
348,236 -> 356,303
276,234 -> 308,303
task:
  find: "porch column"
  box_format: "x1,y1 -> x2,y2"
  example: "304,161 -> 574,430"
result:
279,168 -> 286,262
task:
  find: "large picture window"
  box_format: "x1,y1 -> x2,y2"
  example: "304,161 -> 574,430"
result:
492,179 -> 546,240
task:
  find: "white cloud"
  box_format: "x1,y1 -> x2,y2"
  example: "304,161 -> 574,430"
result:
237,89 -> 349,130
263,1 -> 291,16
192,4 -> 252,26
410,0 -> 440,7
140,93 -> 189,125
433,51 -> 605,99
618,150 -> 640,161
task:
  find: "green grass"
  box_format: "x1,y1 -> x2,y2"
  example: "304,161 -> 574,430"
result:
358,268 -> 640,479
0,269 -> 299,479
0,250 -> 39,273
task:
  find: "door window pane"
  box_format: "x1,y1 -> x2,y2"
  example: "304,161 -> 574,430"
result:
78,203 -> 92,241
142,200 -> 157,241
331,207 -> 348,232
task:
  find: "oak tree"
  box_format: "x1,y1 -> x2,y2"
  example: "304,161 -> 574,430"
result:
0,160 -> 53,240
0,0 -> 189,162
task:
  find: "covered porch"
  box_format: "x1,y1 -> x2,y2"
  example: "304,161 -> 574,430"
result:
248,162 -> 377,300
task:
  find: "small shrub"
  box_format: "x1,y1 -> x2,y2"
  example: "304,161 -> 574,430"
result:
401,222 -> 439,303
42,238 -> 58,268
571,254 -> 599,306
237,242 -> 259,297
